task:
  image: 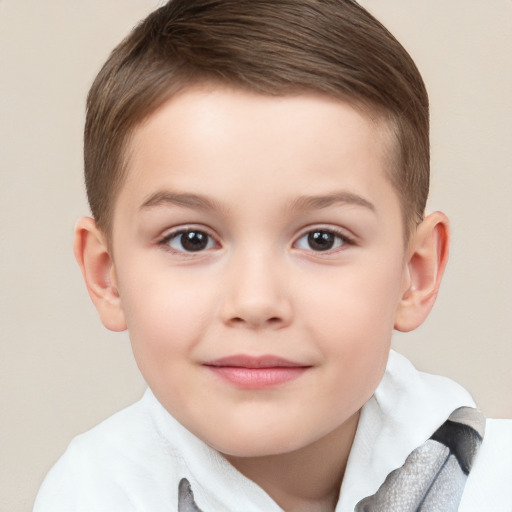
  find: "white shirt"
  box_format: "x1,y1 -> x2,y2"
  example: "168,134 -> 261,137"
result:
34,351 -> 512,511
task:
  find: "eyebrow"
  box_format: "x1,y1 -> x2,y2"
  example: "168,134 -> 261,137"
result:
290,192 -> 376,212
139,191 -> 223,212
139,190 -> 375,215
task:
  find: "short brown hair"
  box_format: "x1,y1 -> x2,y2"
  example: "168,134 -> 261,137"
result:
85,0 -> 429,238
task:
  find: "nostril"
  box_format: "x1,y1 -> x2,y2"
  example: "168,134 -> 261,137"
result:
228,316 -> 283,328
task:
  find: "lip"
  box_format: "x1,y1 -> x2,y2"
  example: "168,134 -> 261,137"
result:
203,355 -> 311,389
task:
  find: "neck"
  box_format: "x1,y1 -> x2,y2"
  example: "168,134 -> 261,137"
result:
224,410 -> 359,512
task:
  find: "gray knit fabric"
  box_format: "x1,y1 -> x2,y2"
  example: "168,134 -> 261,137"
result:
178,478 -> 203,512
355,407 -> 485,512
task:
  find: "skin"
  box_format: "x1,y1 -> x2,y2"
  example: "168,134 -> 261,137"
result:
75,86 -> 449,512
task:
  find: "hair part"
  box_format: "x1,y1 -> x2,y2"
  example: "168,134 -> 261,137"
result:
85,0 -> 429,240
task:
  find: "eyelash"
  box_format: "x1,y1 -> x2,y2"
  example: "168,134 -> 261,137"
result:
293,227 -> 355,253
158,228 -> 219,255
157,226 -> 355,255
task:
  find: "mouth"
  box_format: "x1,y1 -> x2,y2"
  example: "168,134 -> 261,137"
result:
203,355 -> 311,389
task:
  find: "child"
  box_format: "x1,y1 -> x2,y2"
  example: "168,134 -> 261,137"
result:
33,1 -> 511,511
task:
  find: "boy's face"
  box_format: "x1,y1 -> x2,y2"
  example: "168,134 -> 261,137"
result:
109,86 -> 410,457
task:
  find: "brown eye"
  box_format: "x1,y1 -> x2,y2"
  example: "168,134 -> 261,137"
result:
166,230 -> 215,252
308,231 -> 336,251
295,229 -> 348,252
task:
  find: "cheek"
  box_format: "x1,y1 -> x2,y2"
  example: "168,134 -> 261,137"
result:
301,260 -> 404,387
304,260 -> 403,338
117,266 -> 218,360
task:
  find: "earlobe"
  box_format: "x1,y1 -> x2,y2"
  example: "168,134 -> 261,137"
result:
394,212 -> 450,332
73,217 -> 127,332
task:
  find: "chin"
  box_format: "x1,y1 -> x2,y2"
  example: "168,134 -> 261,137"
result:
206,427 -> 317,459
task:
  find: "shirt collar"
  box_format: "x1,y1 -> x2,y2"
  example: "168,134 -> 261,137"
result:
337,350 -> 476,511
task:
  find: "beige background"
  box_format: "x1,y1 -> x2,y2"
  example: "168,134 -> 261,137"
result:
1,1 -> 510,510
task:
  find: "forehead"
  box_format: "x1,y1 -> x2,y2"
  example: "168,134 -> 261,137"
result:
116,86 -> 400,228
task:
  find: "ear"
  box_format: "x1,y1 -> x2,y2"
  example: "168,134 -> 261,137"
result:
394,211 -> 450,332
73,217 -> 127,332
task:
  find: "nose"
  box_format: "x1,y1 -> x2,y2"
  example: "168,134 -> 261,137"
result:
219,250 -> 293,330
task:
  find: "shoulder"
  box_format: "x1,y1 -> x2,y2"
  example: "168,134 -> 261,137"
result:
33,390 -> 279,512
459,418 -> 512,511
33,390 -> 180,511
